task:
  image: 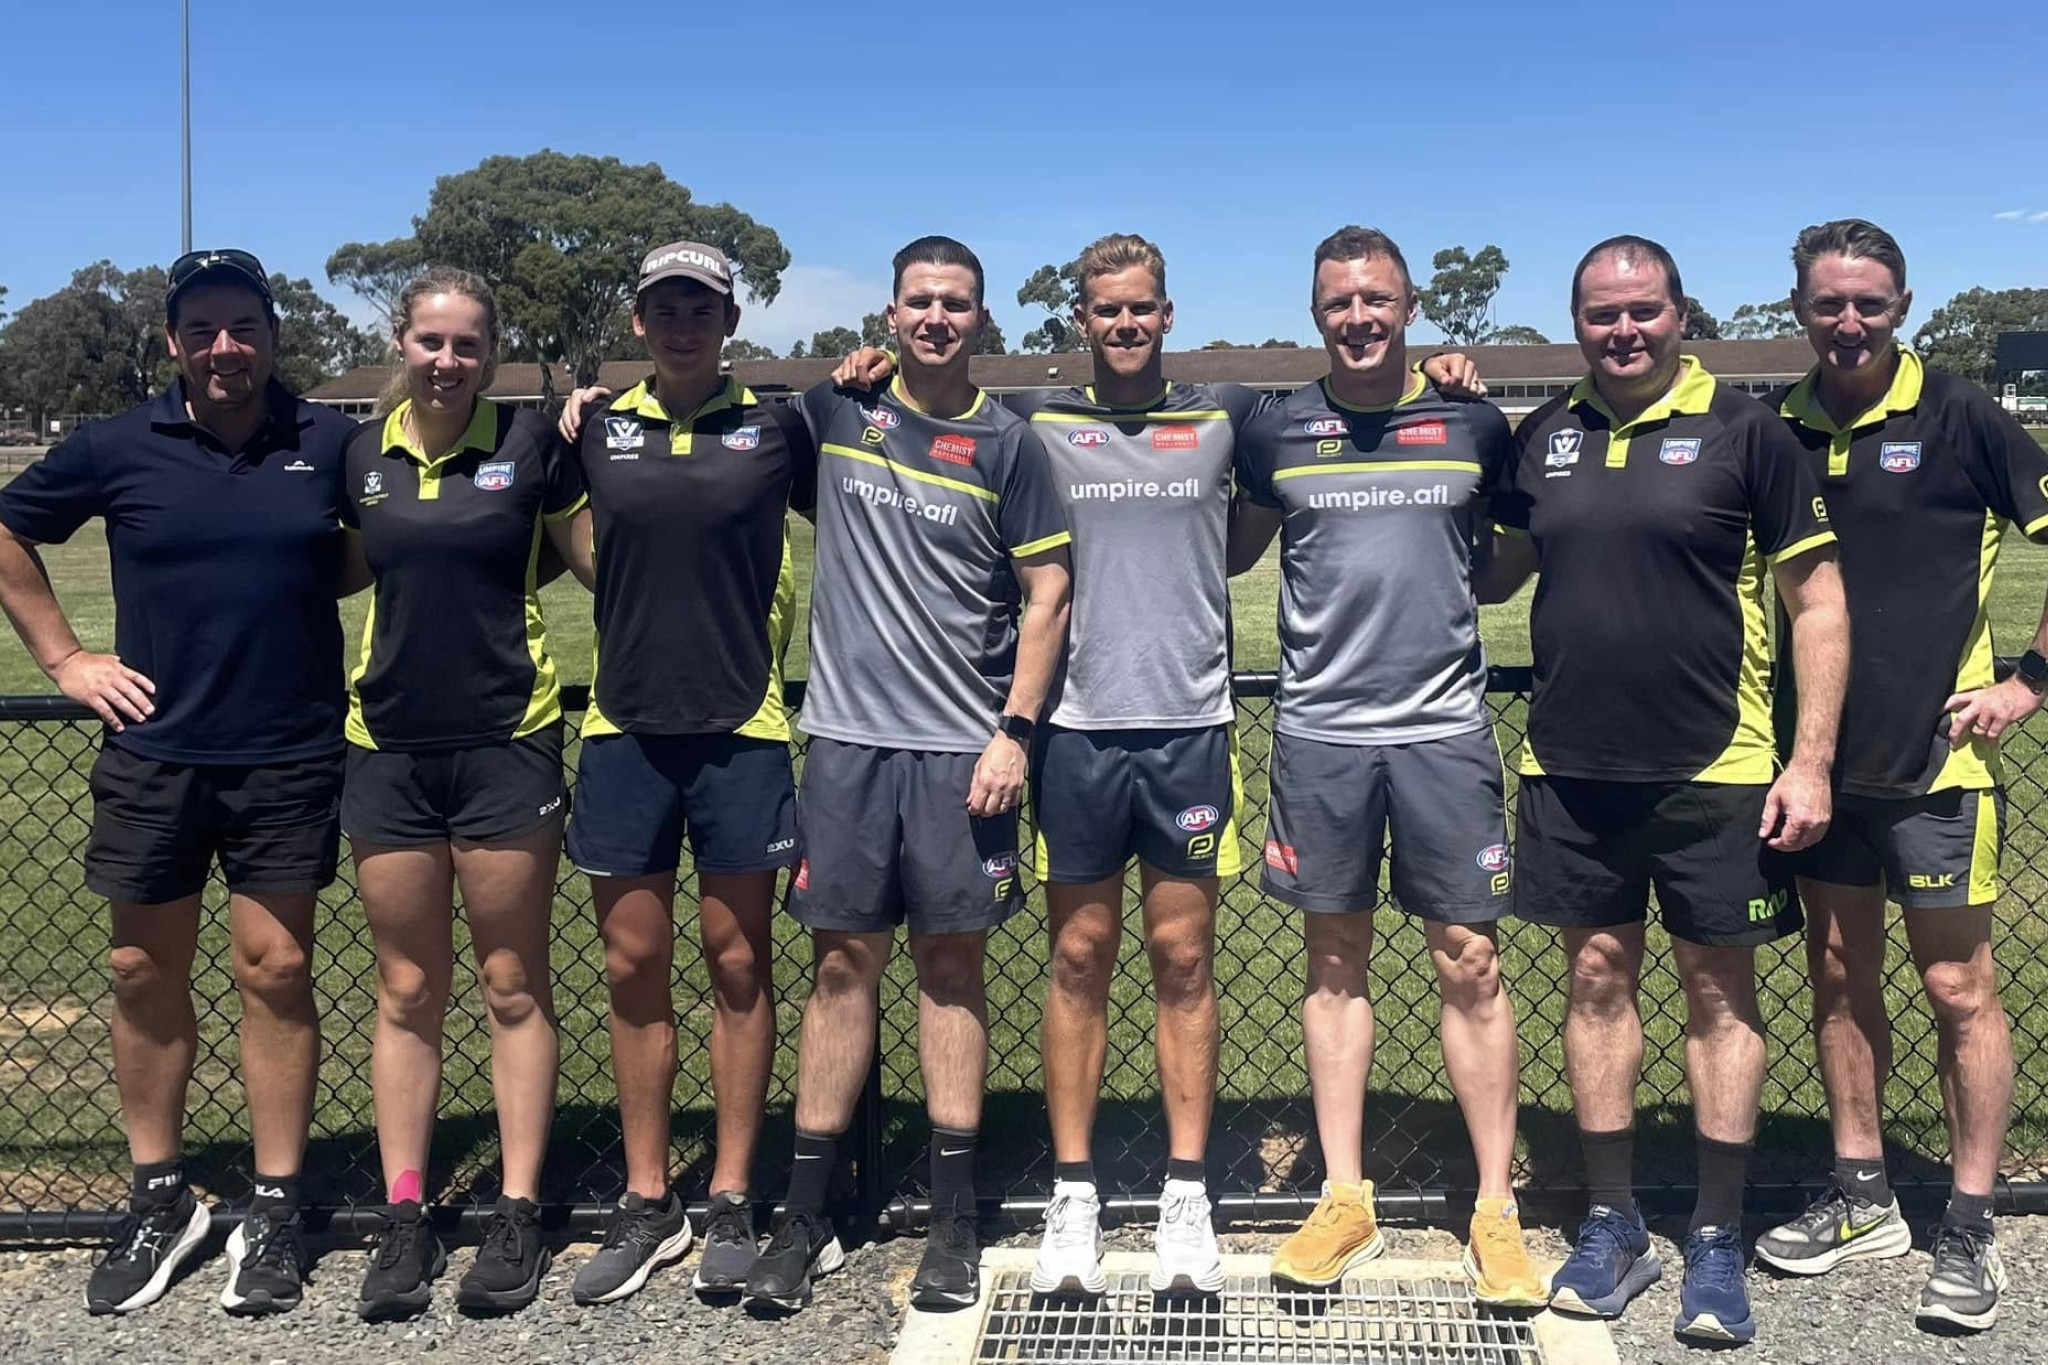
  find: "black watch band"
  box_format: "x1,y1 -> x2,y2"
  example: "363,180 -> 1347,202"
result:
2019,649 -> 2048,692
997,713 -> 1036,744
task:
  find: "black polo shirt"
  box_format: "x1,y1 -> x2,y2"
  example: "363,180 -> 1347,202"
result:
1496,356 -> 1836,784
1770,347 -> 2048,798
342,399 -> 587,751
575,376 -> 817,739
0,380 -> 351,765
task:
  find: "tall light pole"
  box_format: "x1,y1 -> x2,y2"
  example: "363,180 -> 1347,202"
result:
181,0 -> 191,252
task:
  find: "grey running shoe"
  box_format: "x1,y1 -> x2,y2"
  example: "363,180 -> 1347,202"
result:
1916,1221 -> 2006,1332
1754,1183 -> 1910,1275
693,1191 -> 758,1293
573,1190 -> 693,1305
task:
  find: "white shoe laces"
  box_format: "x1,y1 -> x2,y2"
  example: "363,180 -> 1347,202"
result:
1158,1190 -> 1213,1249
1045,1192 -> 1099,1252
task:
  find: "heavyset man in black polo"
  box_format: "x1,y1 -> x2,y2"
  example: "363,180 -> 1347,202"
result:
0,250 -> 355,1315
1752,219 -> 2048,1333
1480,236 -> 1849,1346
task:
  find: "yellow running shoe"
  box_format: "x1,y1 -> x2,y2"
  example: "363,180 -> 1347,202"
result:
1464,1196 -> 1548,1308
1272,1181 -> 1386,1287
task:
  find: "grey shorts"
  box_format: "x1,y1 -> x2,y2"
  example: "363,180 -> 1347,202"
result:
787,737 -> 1024,935
1260,726 -> 1511,923
1795,787 -> 2005,910
1030,722 -> 1242,882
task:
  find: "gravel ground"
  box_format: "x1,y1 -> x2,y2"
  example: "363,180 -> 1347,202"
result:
1,1212 -> 2043,1363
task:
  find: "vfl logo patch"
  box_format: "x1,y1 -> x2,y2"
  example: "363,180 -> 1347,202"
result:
474,460 -> 516,491
931,435 -> 977,466
722,426 -> 762,451
1659,438 -> 1702,466
1152,425 -> 1199,451
982,853 -> 1018,879
860,406 -> 901,430
1395,419 -> 1448,446
1477,843 -> 1510,873
1176,804 -> 1221,832
1304,417 -> 1349,437
363,470 -> 384,496
604,417 -> 645,453
1879,441 -> 1922,473
1264,840 -> 1298,876
1546,430 -> 1583,467
1067,427 -> 1112,448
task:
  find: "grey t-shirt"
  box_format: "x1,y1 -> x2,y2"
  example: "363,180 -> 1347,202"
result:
797,378 -> 1072,753
1008,382 -> 1262,730
1238,374 -> 1512,745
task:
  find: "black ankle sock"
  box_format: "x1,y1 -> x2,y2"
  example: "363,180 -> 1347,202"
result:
1165,1158 -> 1207,1185
250,1172 -> 300,1215
1835,1154 -> 1890,1206
1580,1127 -> 1636,1217
1691,1136 -> 1752,1233
1945,1190 -> 1995,1232
785,1130 -> 839,1216
931,1126 -> 977,1210
1054,1161 -> 1097,1187
131,1158 -> 186,1211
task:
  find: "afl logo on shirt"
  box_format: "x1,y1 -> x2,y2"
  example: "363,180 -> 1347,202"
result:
604,417 -> 644,454
1304,417 -> 1349,437
1068,428 -> 1112,448
1880,442 -> 1922,473
1659,438 -> 1701,466
1546,430 -> 1582,466
861,406 -> 901,430
1176,804 -> 1221,832
722,426 -> 761,451
474,461 -> 516,491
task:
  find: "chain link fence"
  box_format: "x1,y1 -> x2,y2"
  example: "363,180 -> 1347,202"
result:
2,673 -> 2045,1237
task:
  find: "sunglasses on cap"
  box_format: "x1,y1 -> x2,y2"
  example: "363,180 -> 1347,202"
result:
166,249 -> 273,307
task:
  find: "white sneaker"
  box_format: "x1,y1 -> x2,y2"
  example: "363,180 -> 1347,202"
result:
1032,1182 -> 1106,1294
1152,1178 -> 1224,1293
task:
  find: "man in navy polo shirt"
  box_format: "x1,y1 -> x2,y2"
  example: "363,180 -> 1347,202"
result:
0,250 -> 355,1316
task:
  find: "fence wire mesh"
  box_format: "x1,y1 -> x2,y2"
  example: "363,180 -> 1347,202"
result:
1,673 -> 2043,1233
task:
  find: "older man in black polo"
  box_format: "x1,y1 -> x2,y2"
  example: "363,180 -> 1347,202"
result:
0,250 -> 356,1316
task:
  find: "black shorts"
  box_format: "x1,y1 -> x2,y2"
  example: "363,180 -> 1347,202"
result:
85,743 -> 343,904
787,737 -> 1022,935
566,731 -> 797,877
1795,787 -> 2005,910
342,728 -> 566,847
1030,723 -> 1242,882
1513,777 -> 1802,947
1261,726 -> 1510,923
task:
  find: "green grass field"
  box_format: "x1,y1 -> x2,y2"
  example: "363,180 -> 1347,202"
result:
3,440 -> 2047,1209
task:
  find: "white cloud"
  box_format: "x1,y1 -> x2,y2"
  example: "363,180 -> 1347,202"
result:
734,263 -> 891,354
2031,211 -> 2048,224
1993,209 -> 2027,220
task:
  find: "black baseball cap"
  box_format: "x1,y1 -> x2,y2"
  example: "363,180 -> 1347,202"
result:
166,248 -> 274,317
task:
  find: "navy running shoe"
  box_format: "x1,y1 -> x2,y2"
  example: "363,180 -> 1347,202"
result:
1548,1203 -> 1661,1318
1674,1225 -> 1755,1344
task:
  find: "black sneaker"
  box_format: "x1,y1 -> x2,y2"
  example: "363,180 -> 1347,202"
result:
742,1208 -> 844,1313
219,1205 -> 307,1315
357,1200 -> 446,1320
911,1197 -> 981,1310
570,1190 -> 693,1305
1917,1220 -> 2007,1332
456,1196 -> 550,1313
85,1189 -> 211,1314
693,1191 -> 758,1293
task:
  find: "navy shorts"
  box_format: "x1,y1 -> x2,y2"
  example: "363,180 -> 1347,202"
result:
1030,723 -> 1242,882
566,731 -> 797,877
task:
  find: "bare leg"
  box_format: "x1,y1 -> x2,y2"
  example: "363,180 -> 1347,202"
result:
1801,878 -> 1891,1161
1561,926 -> 1646,1134
1429,920 -> 1518,1199
1670,939 -> 1766,1144
592,873 -> 677,1199
1302,912 -> 1375,1185
108,897 -> 203,1165
356,843 -> 456,1193
909,930 -> 989,1133
791,930 -> 892,1134
1042,877 -> 1120,1164
228,890 -> 321,1179
1904,905 -> 2011,1199
1139,865 -> 1218,1165
697,870 -> 779,1195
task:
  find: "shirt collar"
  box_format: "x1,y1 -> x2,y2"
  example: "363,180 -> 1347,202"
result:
149,377 -> 306,436
1321,368 -> 1428,414
1778,345 -> 1923,436
380,397 -> 500,468
1570,353 -> 1717,431
609,375 -> 752,423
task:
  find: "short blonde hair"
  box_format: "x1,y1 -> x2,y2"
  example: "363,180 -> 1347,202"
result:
1075,233 -> 1168,307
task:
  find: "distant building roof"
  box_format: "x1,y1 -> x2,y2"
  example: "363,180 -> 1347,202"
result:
305,339 -> 1821,406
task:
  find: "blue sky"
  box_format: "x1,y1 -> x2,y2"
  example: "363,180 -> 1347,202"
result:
2,0 -> 2043,354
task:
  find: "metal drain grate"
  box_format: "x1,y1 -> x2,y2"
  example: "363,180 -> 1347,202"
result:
973,1270 -> 1544,1365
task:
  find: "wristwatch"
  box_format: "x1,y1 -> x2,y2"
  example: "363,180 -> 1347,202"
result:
997,713 -> 1036,745
2018,649 -> 2048,694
